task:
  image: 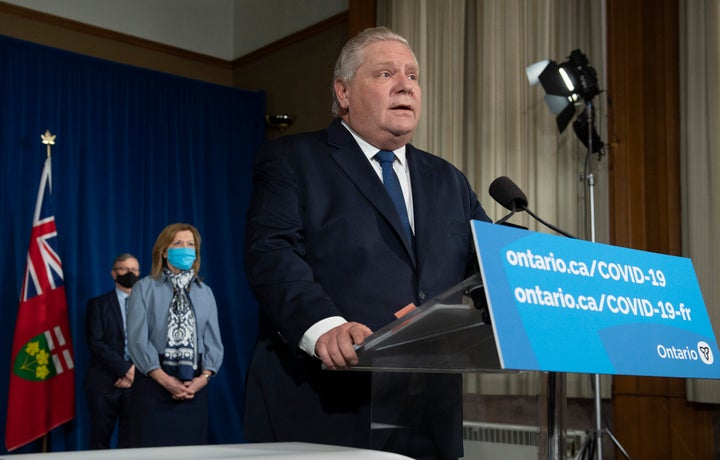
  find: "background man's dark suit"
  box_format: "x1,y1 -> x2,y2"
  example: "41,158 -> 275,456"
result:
84,290 -> 133,449
244,118 -> 490,458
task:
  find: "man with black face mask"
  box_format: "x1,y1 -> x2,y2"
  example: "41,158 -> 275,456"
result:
84,253 -> 140,449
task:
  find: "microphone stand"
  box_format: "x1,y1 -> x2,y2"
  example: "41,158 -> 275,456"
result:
493,184 -> 573,460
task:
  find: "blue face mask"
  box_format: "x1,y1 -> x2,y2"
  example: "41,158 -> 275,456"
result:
167,247 -> 196,271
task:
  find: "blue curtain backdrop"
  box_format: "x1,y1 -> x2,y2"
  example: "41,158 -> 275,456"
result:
0,35 -> 265,453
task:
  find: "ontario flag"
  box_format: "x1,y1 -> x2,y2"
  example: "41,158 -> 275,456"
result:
6,156 -> 75,451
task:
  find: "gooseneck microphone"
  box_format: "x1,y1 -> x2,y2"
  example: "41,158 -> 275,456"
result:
489,176 -> 576,238
489,176 -> 529,224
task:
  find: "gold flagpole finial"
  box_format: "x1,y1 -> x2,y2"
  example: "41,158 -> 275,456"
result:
41,130 -> 56,158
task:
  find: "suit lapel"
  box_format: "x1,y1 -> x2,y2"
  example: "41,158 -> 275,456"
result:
327,120 -> 417,266
407,144 -> 436,273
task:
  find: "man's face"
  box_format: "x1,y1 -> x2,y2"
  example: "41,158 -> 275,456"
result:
335,40 -> 421,150
111,258 -> 140,281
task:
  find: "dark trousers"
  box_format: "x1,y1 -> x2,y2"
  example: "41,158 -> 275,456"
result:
86,388 -> 133,449
129,370 -> 209,447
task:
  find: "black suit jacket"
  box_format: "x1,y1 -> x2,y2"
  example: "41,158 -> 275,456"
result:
84,290 -> 133,392
244,119 -> 490,456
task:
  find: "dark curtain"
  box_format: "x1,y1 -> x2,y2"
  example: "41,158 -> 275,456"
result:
0,35 -> 265,453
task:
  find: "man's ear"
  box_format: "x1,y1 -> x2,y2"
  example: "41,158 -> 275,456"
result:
334,79 -> 349,110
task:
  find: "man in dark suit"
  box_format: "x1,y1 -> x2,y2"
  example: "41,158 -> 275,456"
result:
243,27 -> 490,460
84,253 -> 139,449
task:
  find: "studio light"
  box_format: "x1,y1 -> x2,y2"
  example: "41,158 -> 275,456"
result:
526,49 -> 601,134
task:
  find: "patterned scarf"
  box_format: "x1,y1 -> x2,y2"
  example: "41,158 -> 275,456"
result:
162,268 -> 197,381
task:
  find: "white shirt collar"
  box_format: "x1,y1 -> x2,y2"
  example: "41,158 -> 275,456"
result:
340,121 -> 408,167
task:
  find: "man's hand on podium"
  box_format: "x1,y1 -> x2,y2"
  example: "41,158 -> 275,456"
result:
315,322 -> 373,370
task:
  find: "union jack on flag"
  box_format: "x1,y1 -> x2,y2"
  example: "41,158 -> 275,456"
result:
21,157 -> 65,301
6,156 -> 75,452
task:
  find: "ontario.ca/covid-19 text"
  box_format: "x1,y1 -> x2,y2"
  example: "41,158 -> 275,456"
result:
504,249 -> 692,322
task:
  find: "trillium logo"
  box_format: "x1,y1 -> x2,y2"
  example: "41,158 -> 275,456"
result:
656,342 -> 716,365
697,341 -> 714,365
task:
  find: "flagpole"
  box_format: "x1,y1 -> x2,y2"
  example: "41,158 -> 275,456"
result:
40,130 -> 54,455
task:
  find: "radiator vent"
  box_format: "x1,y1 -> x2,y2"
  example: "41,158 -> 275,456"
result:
464,422 -> 539,446
462,422 -> 588,459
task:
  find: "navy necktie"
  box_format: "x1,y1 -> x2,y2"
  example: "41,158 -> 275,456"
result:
375,150 -> 413,245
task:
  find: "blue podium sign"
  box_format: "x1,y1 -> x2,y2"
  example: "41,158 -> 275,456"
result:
471,220 -> 720,379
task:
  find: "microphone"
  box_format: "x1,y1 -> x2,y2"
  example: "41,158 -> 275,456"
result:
489,176 -> 576,238
489,176 -> 528,213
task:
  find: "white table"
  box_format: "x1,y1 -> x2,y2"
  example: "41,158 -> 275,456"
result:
2,442 -> 413,459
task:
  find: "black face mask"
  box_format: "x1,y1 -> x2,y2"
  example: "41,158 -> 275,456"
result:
116,272 -> 138,289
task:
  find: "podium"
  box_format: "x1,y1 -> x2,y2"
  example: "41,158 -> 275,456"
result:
350,220 -> 720,459
353,273 -> 564,459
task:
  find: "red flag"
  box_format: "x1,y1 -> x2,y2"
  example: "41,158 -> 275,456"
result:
6,157 -> 75,451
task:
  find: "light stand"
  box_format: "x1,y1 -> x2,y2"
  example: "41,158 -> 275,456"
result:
577,103 -> 632,460
582,102 -> 602,460
527,50 -> 631,460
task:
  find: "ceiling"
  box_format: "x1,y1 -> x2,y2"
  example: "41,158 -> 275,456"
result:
2,0 -> 349,60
